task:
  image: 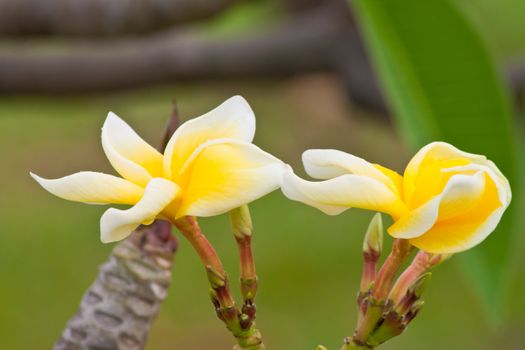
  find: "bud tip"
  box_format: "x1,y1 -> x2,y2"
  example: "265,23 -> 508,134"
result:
410,272 -> 432,299
231,205 -> 253,238
363,213 -> 383,255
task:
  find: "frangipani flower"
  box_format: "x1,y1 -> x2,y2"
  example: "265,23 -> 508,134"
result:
282,142 -> 511,254
31,96 -> 285,243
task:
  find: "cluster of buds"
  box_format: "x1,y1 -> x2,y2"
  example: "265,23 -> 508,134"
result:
327,214 -> 449,350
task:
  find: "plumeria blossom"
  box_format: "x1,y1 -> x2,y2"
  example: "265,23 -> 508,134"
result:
282,142 -> 511,254
31,96 -> 285,243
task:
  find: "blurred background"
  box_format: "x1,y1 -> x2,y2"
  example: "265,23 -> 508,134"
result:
0,0 -> 524,349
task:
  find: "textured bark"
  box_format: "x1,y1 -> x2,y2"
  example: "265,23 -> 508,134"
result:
55,221 -> 177,350
0,0 -> 236,36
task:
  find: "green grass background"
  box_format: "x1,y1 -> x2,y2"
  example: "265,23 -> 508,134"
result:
0,77 -> 524,349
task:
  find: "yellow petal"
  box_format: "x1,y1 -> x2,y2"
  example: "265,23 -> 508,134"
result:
409,168 -> 509,254
100,178 -> 180,243
441,162 -> 511,207
281,168 -> 407,218
459,160 -> 511,202
403,142 -> 486,208
30,171 -> 144,205
175,139 -> 284,218
163,96 -> 255,178
302,149 -> 402,195
102,112 -> 163,186
437,171 -> 486,221
388,171 -> 486,239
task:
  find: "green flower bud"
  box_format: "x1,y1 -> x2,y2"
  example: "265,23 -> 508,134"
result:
231,205 -> 253,239
363,213 -> 383,256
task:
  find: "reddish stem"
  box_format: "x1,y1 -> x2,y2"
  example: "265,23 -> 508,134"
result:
360,251 -> 380,293
174,216 -> 236,307
237,235 -> 256,282
175,216 -> 224,274
371,239 -> 413,300
389,251 -> 431,304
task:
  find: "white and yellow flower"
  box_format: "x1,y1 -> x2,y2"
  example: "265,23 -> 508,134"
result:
31,96 -> 285,243
282,142 -> 511,254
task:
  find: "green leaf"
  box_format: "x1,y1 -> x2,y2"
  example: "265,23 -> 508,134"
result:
351,0 -> 520,323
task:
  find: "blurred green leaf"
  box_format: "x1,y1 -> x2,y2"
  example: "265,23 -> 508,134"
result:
454,0 -> 525,59
351,0 -> 520,322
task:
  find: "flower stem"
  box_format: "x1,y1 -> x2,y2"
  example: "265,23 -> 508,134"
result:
175,215 -> 265,350
231,206 -> 264,349
360,213 -> 383,294
372,239 -> 414,300
388,251 -> 430,305
237,234 -> 257,291
231,205 -> 259,329
175,216 -> 224,273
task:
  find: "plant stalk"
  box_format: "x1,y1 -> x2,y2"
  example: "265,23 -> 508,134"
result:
388,251 -> 431,304
175,215 -> 265,350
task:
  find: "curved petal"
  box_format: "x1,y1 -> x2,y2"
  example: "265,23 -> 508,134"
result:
388,171 -> 486,239
302,149 -> 402,195
281,168 -> 407,218
163,96 -> 256,178
30,171 -> 144,205
175,139 -> 284,218
102,112 -> 163,186
445,161 -> 511,206
403,141 -> 486,208
100,178 -> 180,243
409,168 -> 510,254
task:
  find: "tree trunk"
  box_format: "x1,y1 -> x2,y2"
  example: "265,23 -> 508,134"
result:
55,221 -> 178,350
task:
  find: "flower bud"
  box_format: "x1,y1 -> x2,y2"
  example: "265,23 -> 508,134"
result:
404,300 -> 425,324
363,213 -> 383,257
231,205 -> 253,239
206,265 -> 226,289
409,272 -> 432,299
395,272 -> 431,315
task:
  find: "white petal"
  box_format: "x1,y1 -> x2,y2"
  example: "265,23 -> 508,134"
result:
175,139 -> 284,218
100,178 -> 180,243
30,171 -> 144,205
302,149 -> 401,194
163,96 -> 256,178
102,112 -> 163,186
388,171 -> 486,239
281,168 -> 407,218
